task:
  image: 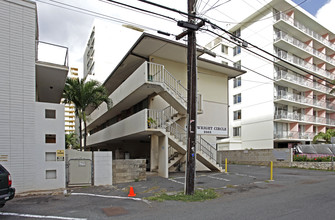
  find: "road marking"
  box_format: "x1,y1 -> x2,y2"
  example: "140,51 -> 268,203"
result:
234,173 -> 256,179
168,178 -> 184,185
0,212 -> 86,220
208,175 -> 230,182
253,181 -> 263,184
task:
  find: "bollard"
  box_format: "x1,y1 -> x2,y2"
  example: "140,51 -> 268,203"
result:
270,161 -> 273,181
225,158 -> 228,173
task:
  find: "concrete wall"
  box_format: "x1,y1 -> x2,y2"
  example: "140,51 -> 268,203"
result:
218,149 -> 291,164
94,151 -> 113,186
112,159 -> 146,184
290,162 -> 335,170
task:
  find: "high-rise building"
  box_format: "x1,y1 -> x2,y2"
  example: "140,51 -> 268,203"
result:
64,67 -> 78,134
208,0 -> 335,150
0,0 -> 68,192
83,19 -> 142,83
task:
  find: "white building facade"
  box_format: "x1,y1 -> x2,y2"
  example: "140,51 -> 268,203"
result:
83,32 -> 245,177
209,0 -> 335,150
83,19 -> 142,83
0,0 -> 68,192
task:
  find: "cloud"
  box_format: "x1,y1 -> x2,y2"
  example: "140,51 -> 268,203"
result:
316,0 -> 335,33
34,0 -> 271,77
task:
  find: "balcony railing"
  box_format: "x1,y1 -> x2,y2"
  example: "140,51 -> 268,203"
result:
275,70 -> 332,94
274,90 -> 335,111
274,31 -> 335,66
274,131 -> 315,140
274,110 -> 327,124
36,41 -> 68,66
275,51 -> 334,80
274,12 -> 335,51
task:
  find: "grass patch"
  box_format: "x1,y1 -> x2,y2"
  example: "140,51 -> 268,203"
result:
146,188 -> 218,202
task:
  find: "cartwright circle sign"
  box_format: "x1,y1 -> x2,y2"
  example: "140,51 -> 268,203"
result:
197,125 -> 227,135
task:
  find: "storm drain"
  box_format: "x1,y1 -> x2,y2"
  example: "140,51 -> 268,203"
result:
102,206 -> 127,216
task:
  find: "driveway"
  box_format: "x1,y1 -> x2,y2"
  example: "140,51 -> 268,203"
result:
1,165 -> 335,219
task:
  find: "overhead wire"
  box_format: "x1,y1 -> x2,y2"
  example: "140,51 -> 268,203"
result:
135,0 -> 335,87
35,0 -> 178,37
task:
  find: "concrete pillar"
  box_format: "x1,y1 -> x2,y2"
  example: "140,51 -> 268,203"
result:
158,135 -> 168,178
150,135 -> 159,171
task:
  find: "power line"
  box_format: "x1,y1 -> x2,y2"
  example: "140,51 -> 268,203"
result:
35,0 -> 177,36
199,30 -> 335,92
205,23 -> 335,87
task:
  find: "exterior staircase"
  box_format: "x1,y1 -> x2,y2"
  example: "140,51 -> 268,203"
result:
148,107 -> 222,172
147,62 -> 222,172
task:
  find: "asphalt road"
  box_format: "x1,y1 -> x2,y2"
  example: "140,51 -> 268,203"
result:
1,165 -> 335,220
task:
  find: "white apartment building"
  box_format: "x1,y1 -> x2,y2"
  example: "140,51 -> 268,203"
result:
64,67 -> 78,134
83,32 -> 245,177
208,0 -> 335,150
83,19 -> 142,83
0,0 -> 68,192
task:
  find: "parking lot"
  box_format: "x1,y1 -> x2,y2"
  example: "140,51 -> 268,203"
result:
2,164 -> 335,219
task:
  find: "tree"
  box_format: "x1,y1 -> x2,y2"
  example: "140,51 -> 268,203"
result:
65,133 -> 79,149
62,78 -> 112,151
312,129 -> 335,144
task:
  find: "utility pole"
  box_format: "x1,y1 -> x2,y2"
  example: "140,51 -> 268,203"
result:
185,0 -> 197,195
176,0 -> 203,195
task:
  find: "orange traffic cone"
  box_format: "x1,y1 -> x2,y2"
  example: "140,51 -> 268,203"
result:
128,186 -> 136,197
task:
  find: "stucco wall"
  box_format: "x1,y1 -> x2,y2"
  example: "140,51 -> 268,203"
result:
218,149 -> 291,164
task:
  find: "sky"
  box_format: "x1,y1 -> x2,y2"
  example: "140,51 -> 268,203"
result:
33,0 -> 334,78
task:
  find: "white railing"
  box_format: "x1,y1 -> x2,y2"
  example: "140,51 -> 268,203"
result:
274,131 -> 315,140
274,12 -> 335,51
148,62 -> 187,106
274,110 -> 328,125
275,51 -> 334,80
274,31 -> 335,66
274,70 -> 331,93
147,108 -> 219,165
36,41 -> 68,66
274,90 -> 335,111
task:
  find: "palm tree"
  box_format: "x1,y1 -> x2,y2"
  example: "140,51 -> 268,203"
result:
312,129 -> 335,144
65,133 -> 79,149
63,78 -> 112,151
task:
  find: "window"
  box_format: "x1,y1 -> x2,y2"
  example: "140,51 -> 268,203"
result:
45,109 -> 56,119
45,152 -> 56,161
233,46 -> 241,56
46,170 -> 57,179
233,110 -> 241,120
221,45 -> 228,54
234,60 -> 241,69
233,94 -> 241,104
233,77 -> 241,88
233,127 -> 241,137
222,61 -> 228,66
45,134 -> 56,143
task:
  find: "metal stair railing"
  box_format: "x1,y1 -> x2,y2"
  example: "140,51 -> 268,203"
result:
196,136 -> 217,163
148,62 -> 187,106
166,121 -> 188,146
147,108 -> 220,168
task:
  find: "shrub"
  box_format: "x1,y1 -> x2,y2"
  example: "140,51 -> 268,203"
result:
293,154 -> 334,162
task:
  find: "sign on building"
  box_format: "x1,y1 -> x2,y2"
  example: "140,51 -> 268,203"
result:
197,125 -> 227,135
57,150 -> 65,161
